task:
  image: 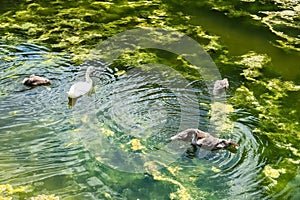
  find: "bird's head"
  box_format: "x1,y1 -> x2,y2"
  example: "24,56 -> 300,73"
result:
87,66 -> 94,74
215,139 -> 238,153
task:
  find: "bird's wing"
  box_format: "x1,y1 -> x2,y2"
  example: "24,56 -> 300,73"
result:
68,81 -> 92,98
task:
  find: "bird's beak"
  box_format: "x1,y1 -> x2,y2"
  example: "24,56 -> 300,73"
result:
232,142 -> 239,147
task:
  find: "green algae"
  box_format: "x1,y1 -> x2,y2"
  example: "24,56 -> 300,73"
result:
144,161 -> 210,200
228,51 -> 300,196
0,184 -> 31,196
1,0 -> 300,199
190,0 -> 300,52
0,0 -> 224,64
30,194 -> 59,200
234,51 -> 271,81
0,184 -> 58,200
232,52 -> 300,141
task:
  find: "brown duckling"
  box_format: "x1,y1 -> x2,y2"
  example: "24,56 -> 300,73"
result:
171,128 -> 238,151
23,75 -> 51,86
213,78 -> 229,96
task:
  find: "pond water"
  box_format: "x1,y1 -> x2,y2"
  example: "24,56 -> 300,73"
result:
0,0 -> 300,199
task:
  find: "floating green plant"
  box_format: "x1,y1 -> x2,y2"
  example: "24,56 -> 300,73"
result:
0,0 -> 224,64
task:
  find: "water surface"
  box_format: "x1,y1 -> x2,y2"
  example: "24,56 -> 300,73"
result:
0,0 -> 299,199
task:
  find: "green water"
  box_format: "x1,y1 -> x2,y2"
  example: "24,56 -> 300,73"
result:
0,0 -> 300,199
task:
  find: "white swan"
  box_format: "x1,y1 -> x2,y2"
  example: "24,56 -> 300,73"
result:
67,66 -> 94,99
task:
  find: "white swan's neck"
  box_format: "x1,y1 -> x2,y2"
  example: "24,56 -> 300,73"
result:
85,72 -> 92,83
85,67 -> 93,83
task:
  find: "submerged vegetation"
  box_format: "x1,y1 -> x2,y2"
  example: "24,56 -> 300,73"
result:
0,184 -> 58,200
0,0 -> 222,63
230,51 -> 300,196
0,0 -> 299,199
187,0 -> 300,52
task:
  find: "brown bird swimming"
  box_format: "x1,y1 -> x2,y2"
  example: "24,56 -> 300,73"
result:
171,128 -> 238,151
22,75 -> 51,86
213,78 -> 229,96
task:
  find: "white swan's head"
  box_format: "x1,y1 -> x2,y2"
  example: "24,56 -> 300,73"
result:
86,66 -> 94,75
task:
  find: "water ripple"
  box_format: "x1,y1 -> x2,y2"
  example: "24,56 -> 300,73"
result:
0,43 -> 268,199
0,43 -> 121,198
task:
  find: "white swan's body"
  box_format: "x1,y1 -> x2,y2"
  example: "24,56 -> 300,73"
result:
67,66 -> 94,99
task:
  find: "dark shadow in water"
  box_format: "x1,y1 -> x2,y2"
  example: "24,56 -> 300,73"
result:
68,97 -> 78,107
185,144 -> 238,159
67,88 -> 95,107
